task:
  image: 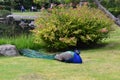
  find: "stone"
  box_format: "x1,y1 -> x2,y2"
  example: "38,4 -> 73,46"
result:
0,44 -> 20,56
118,15 -> 120,20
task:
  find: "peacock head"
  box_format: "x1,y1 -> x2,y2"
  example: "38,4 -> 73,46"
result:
74,49 -> 80,54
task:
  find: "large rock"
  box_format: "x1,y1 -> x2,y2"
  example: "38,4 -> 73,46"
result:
0,44 -> 20,56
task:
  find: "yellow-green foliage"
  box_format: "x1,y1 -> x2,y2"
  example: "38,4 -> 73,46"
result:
32,6 -> 113,50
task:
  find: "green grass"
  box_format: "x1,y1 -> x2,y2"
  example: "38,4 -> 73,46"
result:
0,34 -> 43,50
0,26 -> 120,80
12,12 -> 41,16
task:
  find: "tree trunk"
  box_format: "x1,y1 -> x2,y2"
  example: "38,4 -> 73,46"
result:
93,0 -> 120,27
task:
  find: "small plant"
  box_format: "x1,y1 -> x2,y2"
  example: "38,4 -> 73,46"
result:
32,6 -> 113,50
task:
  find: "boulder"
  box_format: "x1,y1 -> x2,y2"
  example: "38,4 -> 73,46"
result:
0,44 -> 20,56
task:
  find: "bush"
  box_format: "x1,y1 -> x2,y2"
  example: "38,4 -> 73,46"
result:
0,10 -> 11,17
32,6 -> 113,50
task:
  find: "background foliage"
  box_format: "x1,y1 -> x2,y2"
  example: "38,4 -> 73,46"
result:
0,0 -> 120,17
101,0 -> 120,17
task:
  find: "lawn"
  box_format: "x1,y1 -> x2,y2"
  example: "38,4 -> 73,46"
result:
12,12 -> 41,16
0,26 -> 120,80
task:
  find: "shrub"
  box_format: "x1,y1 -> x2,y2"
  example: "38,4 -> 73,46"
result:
0,10 -> 11,17
32,6 -> 113,50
